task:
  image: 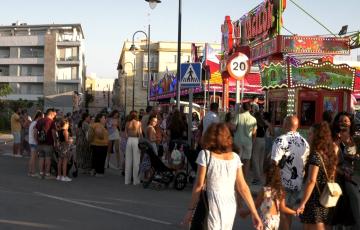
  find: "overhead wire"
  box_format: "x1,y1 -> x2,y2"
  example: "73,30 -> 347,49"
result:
288,0 -> 337,37
282,26 -> 295,35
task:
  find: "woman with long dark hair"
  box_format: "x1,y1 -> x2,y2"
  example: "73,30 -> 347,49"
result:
76,113 -> 91,173
124,111 -> 142,185
297,122 -> 338,229
331,112 -> 359,228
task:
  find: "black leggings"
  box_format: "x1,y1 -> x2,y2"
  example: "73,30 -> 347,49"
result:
91,145 -> 108,174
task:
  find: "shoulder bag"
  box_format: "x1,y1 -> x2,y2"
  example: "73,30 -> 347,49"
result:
316,153 -> 342,208
190,151 -> 212,230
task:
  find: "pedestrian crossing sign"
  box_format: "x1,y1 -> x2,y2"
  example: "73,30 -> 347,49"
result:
180,63 -> 201,88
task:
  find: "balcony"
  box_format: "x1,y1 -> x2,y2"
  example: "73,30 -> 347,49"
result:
57,40 -> 81,47
0,75 -> 44,83
0,58 -> 44,65
56,75 -> 80,83
56,56 -> 80,65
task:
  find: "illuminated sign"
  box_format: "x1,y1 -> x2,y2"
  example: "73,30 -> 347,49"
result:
250,36 -> 279,61
261,63 -> 287,89
244,0 -> 274,41
282,36 -> 350,55
290,62 -> 355,90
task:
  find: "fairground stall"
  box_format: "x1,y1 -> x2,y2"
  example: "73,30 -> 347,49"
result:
220,0 -> 359,128
149,53 -> 263,114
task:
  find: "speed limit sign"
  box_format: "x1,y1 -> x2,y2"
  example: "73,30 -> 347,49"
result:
226,52 -> 250,80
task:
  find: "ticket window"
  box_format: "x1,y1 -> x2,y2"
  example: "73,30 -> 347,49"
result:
269,100 -> 287,126
300,100 -> 316,126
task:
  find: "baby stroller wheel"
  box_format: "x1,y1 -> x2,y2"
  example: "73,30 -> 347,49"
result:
174,172 -> 187,190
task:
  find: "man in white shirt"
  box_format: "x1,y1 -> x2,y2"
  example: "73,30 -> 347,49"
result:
271,115 -> 309,230
202,102 -> 219,136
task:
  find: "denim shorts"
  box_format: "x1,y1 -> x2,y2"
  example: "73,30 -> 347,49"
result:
30,144 -> 37,152
12,132 -> 21,144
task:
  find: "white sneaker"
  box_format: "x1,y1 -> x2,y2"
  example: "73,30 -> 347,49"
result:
61,176 -> 72,182
56,176 -> 61,181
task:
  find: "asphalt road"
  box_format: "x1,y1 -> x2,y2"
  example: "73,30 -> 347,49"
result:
0,142 -> 301,230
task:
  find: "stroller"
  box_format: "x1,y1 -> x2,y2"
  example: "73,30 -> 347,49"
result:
138,139 -> 188,190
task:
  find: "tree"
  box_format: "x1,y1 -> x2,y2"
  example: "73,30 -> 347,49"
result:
0,84 -> 12,97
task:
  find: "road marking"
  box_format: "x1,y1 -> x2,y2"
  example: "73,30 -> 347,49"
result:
34,192 -> 172,226
106,197 -> 182,209
73,197 -> 182,210
0,219 -> 56,229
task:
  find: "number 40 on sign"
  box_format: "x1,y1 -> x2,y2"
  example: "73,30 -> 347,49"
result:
226,52 -> 250,80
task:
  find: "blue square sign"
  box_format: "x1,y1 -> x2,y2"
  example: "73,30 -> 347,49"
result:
180,63 -> 202,88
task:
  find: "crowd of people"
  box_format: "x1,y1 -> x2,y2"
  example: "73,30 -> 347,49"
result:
8,99 -> 360,229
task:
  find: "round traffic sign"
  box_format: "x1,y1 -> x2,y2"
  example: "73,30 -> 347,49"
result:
226,52 -> 250,80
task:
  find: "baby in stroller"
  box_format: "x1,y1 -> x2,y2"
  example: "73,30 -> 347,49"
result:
138,139 -> 188,190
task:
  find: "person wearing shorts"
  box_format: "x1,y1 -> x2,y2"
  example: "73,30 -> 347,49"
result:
35,108 -> 57,178
271,116 -> 309,230
28,111 -> 43,176
233,103 -> 257,178
11,108 -> 22,157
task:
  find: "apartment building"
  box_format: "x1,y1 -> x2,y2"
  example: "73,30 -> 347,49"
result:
117,40 -> 218,114
0,22 -> 85,112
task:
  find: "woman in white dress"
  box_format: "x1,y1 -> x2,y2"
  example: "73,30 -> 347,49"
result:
182,123 -> 263,230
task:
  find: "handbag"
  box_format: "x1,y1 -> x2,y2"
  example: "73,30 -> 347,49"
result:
190,151 -> 212,230
316,153 -> 342,208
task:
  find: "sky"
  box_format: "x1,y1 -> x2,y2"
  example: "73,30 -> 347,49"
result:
0,0 -> 359,79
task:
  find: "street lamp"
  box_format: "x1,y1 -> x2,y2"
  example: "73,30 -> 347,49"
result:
145,0 -> 181,110
102,84 -> 110,109
145,0 -> 161,9
129,27 -> 151,107
122,61 -> 135,113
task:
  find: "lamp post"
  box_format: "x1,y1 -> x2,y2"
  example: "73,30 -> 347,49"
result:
102,84 -> 110,109
129,26 -> 150,107
122,61 -> 135,113
145,0 -> 181,110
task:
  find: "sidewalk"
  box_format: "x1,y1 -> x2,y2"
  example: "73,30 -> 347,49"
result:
0,133 -> 13,144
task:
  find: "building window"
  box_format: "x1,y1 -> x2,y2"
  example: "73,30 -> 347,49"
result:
57,47 -> 79,61
143,53 -> 158,69
57,66 -> 78,80
14,30 -> 28,36
0,47 -> 10,58
20,65 -> 44,76
20,47 -> 44,58
10,83 -> 43,95
0,66 -> 9,76
56,83 -> 78,94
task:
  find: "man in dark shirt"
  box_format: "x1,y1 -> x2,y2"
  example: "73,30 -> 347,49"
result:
35,108 -> 57,178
